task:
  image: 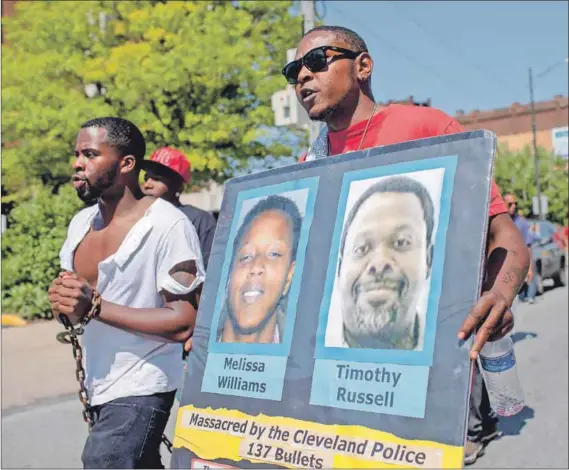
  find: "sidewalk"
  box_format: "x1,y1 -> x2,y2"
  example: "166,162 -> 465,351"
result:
2,321 -> 78,410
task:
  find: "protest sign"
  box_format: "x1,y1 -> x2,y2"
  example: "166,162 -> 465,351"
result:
171,130 -> 498,469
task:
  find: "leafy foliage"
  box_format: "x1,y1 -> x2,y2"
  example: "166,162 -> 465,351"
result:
1,1 -> 305,319
1,0 -> 304,197
494,144 -> 568,224
1,186 -> 86,319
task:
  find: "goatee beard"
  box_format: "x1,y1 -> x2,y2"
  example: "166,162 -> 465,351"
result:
77,189 -> 98,205
75,163 -> 119,202
311,104 -> 338,122
345,303 -> 403,337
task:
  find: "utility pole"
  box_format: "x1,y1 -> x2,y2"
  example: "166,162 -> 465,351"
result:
301,0 -> 316,33
300,0 -> 322,144
527,58 -> 568,219
271,0 -> 323,145
528,67 -> 545,220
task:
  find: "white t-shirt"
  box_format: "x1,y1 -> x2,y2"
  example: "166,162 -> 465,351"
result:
59,198 -> 205,406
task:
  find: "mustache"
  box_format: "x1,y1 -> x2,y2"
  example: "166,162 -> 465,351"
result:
353,274 -> 408,299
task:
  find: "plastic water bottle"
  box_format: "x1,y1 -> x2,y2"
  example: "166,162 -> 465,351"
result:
478,334 -> 524,416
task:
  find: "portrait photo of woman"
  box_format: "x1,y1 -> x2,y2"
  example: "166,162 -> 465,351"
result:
217,194 -> 304,344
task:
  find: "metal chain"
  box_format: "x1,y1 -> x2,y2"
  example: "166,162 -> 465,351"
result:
56,315 -> 94,427
56,314 -> 174,453
161,434 -> 174,453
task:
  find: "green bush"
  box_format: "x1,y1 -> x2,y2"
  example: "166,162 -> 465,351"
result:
494,145 -> 568,224
1,185 -> 85,319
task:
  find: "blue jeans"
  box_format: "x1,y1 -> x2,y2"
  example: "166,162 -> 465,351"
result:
81,391 -> 175,469
518,260 -> 537,301
468,361 -> 499,442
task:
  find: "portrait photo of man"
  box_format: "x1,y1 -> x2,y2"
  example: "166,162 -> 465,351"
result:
324,169 -> 444,351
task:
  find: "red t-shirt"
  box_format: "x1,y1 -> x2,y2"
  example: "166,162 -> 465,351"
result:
300,104 -> 507,217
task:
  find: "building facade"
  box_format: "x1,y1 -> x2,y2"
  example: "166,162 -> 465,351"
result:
455,95 -> 569,157
378,95 -> 432,108
180,182 -> 224,218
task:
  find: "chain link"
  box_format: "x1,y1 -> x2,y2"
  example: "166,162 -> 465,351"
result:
57,313 -> 174,453
57,314 -> 94,427
161,434 -> 174,453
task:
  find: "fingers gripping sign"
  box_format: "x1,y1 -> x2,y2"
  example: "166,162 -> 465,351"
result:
458,214 -> 528,360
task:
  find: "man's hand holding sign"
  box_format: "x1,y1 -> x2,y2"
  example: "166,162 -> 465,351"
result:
458,211 -> 527,359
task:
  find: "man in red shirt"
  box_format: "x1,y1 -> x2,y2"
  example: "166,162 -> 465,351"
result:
285,25 -> 530,464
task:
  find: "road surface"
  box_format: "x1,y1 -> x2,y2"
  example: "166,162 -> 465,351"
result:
2,282 -> 567,468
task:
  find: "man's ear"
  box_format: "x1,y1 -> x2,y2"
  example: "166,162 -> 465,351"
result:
426,244 -> 434,277
356,52 -> 373,83
120,155 -> 137,174
283,261 -> 296,296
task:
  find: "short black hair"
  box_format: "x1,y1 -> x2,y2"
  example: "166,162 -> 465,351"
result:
232,195 -> 303,265
305,25 -> 368,53
339,175 -> 435,266
80,117 -> 146,164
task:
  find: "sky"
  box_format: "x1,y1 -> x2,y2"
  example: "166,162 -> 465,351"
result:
320,0 -> 569,116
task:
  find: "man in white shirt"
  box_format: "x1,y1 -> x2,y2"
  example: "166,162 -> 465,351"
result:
48,117 -> 205,469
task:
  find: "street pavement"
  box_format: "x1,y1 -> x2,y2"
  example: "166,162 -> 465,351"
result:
472,278 -> 569,469
2,280 -> 567,469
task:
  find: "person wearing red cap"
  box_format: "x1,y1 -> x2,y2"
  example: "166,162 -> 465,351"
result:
141,147 -> 217,270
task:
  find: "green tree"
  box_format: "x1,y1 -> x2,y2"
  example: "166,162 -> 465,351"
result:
1,0 -> 304,198
494,144 -> 568,224
1,186 -> 86,319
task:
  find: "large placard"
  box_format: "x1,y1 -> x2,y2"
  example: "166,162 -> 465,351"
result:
171,131 -> 498,469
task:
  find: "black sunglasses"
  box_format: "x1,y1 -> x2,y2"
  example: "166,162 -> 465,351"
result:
282,46 -> 363,85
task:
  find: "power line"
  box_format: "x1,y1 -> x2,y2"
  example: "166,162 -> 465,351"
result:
535,59 -> 568,79
314,0 -> 326,22
327,4 -> 469,99
386,1 -> 525,95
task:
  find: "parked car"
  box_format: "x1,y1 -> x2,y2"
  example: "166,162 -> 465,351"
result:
530,220 -> 566,294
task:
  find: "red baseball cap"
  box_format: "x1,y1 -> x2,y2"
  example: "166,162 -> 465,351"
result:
144,147 -> 191,183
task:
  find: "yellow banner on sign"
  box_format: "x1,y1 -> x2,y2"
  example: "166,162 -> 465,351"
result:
173,405 -> 464,468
